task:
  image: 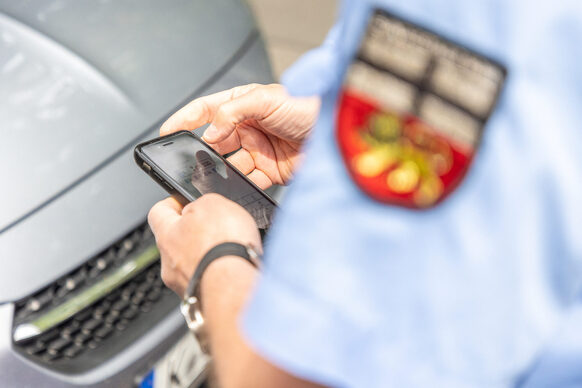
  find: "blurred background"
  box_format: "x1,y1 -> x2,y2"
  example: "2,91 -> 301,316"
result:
248,0 -> 338,79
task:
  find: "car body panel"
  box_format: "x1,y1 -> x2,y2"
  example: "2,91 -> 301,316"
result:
0,0 -> 255,233
0,10 -> 273,302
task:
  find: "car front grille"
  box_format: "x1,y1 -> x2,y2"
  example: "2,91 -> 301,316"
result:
11,221 -> 180,373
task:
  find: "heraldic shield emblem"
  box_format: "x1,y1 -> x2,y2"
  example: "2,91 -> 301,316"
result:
337,10 -> 506,208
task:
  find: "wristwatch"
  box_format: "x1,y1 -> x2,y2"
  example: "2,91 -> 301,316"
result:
180,242 -> 261,353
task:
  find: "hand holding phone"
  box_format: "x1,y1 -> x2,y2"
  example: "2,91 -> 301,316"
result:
160,84 -> 320,188
135,131 -> 277,230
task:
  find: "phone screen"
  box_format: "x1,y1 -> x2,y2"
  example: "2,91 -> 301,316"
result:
141,133 -> 275,229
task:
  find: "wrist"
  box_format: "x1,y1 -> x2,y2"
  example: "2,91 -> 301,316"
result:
200,255 -> 258,311
180,243 -> 260,353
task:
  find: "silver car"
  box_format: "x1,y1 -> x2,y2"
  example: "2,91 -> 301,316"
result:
0,1 -> 273,386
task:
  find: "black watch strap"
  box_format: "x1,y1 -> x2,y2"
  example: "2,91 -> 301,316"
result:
181,242 -> 260,353
185,242 -> 254,300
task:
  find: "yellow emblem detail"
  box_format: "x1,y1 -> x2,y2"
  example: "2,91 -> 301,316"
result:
351,112 -> 453,207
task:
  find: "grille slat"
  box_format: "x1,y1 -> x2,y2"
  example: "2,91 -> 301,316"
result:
12,221 -> 179,373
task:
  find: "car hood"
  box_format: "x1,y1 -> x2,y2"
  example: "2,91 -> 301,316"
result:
0,0 -> 255,233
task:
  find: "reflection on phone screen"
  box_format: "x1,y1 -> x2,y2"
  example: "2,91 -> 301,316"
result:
142,135 -> 274,229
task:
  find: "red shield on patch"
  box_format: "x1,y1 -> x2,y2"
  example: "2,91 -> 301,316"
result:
337,10 -> 506,209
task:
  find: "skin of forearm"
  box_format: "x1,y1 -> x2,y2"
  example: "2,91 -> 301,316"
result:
200,257 -> 326,388
201,256 -> 259,388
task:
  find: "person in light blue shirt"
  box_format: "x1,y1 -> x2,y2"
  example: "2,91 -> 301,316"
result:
148,1 -> 582,387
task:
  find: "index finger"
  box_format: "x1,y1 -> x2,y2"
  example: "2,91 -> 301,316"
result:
159,84 -> 260,136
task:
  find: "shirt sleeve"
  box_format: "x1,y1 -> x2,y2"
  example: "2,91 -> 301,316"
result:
241,267 -> 354,386
280,0 -> 370,98
279,18 -> 343,98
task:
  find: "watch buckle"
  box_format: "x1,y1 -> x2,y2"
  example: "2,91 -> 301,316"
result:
180,296 -> 210,353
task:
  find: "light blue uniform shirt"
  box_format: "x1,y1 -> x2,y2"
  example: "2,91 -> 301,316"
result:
242,1 -> 582,387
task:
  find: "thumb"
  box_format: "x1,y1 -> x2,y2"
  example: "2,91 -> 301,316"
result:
148,197 -> 183,237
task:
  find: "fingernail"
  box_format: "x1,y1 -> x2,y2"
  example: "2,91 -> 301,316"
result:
202,125 -> 219,142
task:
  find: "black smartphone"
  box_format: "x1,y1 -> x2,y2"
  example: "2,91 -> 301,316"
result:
134,130 -> 277,230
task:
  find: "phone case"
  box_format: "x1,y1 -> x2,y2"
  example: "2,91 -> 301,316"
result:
133,130 -> 278,209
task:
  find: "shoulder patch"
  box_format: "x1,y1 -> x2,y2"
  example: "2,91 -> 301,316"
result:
337,9 -> 506,208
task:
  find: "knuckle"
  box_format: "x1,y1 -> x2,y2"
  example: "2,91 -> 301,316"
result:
200,192 -> 225,205
160,264 -> 175,289
147,204 -> 160,227
198,100 -> 211,122
231,85 -> 247,99
185,97 -> 204,113
254,85 -> 284,105
236,83 -> 261,95
204,192 -> 222,200
147,200 -> 169,227
181,201 -> 198,215
249,83 -> 266,93
267,83 -> 284,91
189,194 -> 227,215
251,87 -> 270,101
215,104 -> 232,120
